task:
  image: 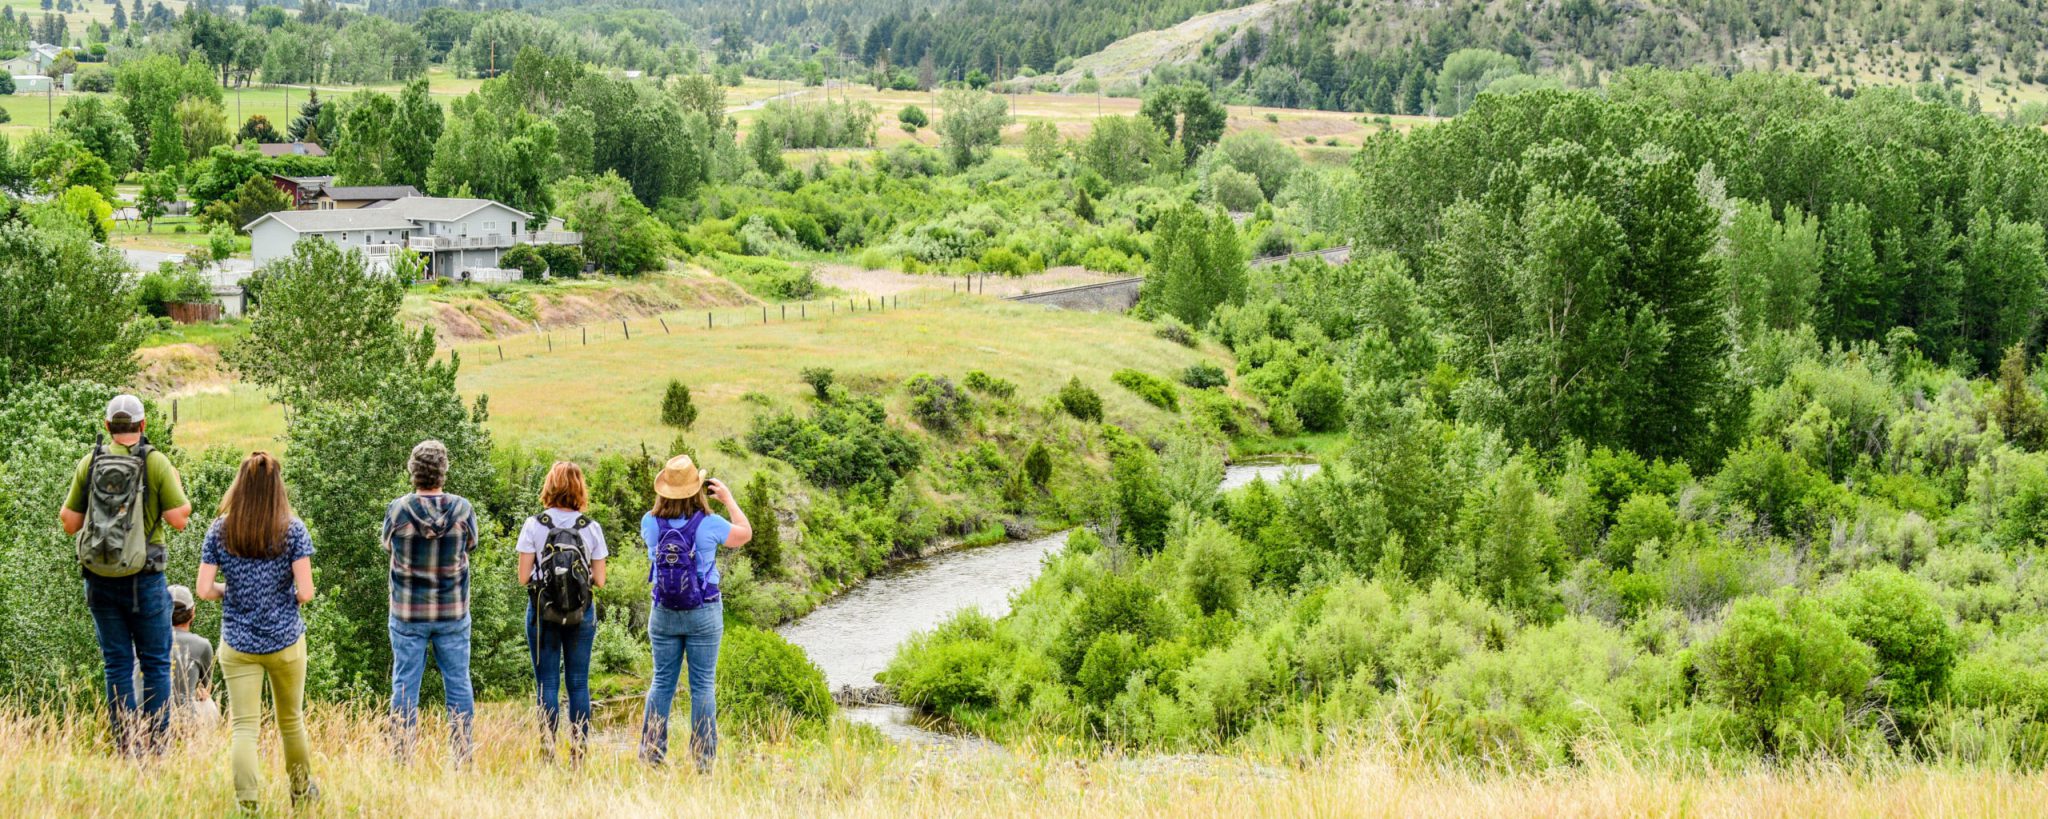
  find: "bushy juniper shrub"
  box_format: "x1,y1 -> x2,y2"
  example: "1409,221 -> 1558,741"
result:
962,370 -> 1017,399
906,373 -> 972,433
1181,361 -> 1228,389
1112,368 -> 1179,412
1058,377 -> 1103,422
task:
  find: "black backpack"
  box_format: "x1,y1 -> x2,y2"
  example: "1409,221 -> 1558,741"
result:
532,513 -> 593,626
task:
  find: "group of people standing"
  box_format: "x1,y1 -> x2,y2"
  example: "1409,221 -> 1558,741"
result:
63,394 -> 752,811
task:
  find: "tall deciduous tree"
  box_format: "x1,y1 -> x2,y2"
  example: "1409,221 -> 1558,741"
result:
1139,82 -> 1225,167
0,221 -> 142,393
1143,203 -> 1246,327
226,237 -> 413,409
389,79 -> 443,189
935,88 -> 1009,170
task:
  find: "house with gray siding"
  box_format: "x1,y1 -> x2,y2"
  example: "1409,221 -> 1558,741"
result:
244,196 -> 580,282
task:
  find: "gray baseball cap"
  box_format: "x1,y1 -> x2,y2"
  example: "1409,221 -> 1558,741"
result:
167,584 -> 194,609
105,394 -> 146,423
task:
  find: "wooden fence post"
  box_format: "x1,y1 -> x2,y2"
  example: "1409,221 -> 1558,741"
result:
707,312 -> 713,329
621,319 -> 630,340
581,327 -> 587,345
496,345 -> 504,360
660,318 -> 670,334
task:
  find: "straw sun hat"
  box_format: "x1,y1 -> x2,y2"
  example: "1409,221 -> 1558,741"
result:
654,455 -> 709,500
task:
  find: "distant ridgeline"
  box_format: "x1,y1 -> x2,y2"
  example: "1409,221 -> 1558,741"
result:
246,1 -> 2047,115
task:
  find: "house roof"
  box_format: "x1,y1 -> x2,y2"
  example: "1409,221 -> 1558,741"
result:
243,209 -> 417,234
380,196 -> 531,223
257,141 -> 327,158
271,174 -> 333,188
318,185 -> 419,201
243,196 -> 536,233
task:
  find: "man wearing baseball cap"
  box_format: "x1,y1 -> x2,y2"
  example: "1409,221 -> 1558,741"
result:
59,393 -> 191,755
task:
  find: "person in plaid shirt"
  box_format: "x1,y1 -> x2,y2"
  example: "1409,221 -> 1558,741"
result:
381,440 -> 479,761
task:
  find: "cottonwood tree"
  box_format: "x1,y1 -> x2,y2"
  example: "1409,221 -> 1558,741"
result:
1139,82 -> 1225,167
227,238 -> 416,410
0,221 -> 142,394
935,89 -> 1009,170
1143,203 -> 1246,327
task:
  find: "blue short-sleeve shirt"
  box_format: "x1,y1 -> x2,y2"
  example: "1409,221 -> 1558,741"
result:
201,518 -> 315,655
641,512 -> 732,588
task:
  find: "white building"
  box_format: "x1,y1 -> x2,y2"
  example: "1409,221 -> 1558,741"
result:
243,196 -> 580,282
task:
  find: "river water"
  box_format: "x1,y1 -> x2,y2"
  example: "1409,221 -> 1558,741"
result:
777,461 -> 1320,743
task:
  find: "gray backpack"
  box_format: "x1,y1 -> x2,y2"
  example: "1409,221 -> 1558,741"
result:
76,436 -> 152,578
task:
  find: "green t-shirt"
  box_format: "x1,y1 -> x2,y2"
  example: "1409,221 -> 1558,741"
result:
65,443 -> 189,555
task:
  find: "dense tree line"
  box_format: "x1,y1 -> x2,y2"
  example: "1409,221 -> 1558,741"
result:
882,70 -> 2048,766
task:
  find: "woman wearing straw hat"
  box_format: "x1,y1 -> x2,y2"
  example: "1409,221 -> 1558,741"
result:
638,454 -> 751,770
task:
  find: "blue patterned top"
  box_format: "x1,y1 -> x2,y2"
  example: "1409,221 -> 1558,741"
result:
201,517 -> 315,655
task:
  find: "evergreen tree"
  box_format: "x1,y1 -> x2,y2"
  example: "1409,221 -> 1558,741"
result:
287,89 -> 322,143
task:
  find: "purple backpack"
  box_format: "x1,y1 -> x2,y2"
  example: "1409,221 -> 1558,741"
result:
650,513 -> 717,610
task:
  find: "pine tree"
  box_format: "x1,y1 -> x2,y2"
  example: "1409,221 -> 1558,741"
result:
1074,186 -> 1094,223
742,472 -> 782,577
660,380 -> 697,429
287,89 -> 322,143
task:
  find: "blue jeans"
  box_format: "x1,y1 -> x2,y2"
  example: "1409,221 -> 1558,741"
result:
526,601 -> 596,748
641,601 -> 722,769
388,615 -> 475,759
86,571 -> 172,755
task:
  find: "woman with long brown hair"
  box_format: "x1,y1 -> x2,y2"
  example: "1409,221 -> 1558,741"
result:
195,452 -> 317,810
514,461 -> 608,760
638,454 -> 751,770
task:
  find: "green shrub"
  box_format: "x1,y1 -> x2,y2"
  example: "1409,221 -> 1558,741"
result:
746,397 -> 922,489
1077,631 -> 1144,706
1713,437 -> 1836,538
1697,593 -> 1875,752
897,104 -> 929,131
1059,377 -> 1103,422
1181,362 -> 1228,389
1112,447 -> 1171,554
661,380 -> 697,430
1154,317 -> 1197,347
1179,520 -> 1252,615
1288,365 -> 1344,432
882,610 -> 1002,711
1024,442 -> 1053,489
906,373 -> 972,433
962,370 -> 1016,399
537,244 -> 585,278
1605,492 -> 1679,568
800,366 -> 834,400
501,244 -> 547,280
717,624 -> 835,734
134,263 -> 212,317
1830,566 -> 1957,728
1112,368 -> 1179,412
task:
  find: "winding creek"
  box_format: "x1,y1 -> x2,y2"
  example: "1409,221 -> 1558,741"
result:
778,461 -> 1321,743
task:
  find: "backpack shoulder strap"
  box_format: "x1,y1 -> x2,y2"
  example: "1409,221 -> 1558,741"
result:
535,511 -> 553,528
572,516 -> 591,530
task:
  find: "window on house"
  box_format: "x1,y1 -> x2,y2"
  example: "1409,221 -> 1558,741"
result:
484,221 -> 497,233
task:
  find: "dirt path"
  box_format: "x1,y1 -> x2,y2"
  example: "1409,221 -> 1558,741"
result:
815,264 -> 1130,299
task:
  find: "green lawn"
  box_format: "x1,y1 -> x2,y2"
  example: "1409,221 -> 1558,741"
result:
171,295 -> 1227,465
111,214 -> 246,252
1,66 -> 481,140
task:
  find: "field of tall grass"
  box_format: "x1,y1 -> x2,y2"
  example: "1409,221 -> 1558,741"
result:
5,704 -> 2041,817
172,294 -> 1213,463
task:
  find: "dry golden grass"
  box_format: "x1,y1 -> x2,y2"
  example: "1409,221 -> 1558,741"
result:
3,705 -> 2041,817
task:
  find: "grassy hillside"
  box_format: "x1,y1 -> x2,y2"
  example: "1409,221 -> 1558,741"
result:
1053,0 -> 2048,114
171,292 -> 1216,461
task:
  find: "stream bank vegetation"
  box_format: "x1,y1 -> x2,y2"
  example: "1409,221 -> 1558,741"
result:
879,71 -> 2048,770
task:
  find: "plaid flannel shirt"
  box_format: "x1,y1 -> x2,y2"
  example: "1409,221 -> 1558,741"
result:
381,492 -> 479,623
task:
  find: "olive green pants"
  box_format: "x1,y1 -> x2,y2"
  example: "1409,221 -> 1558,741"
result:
220,637 -> 310,803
